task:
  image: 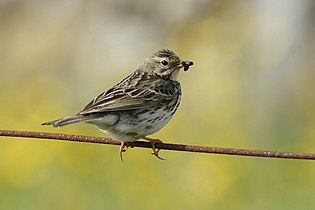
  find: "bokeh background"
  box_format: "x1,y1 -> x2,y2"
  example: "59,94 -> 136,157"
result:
1,0 -> 315,209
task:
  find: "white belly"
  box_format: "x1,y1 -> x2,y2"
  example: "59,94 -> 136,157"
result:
114,107 -> 173,136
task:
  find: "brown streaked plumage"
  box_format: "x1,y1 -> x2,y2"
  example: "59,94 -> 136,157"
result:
42,49 -> 193,161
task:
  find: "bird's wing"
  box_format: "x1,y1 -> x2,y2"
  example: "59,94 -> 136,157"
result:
80,77 -> 178,115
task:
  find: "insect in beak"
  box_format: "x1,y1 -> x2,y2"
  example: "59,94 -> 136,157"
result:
180,60 -> 194,71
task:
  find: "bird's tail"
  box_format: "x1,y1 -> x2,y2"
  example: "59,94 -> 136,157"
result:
42,114 -> 86,127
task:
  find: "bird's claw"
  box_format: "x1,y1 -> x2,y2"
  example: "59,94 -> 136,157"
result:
151,149 -> 165,160
119,142 -> 129,163
145,138 -> 165,160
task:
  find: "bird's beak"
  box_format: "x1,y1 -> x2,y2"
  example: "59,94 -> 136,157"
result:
178,60 -> 194,71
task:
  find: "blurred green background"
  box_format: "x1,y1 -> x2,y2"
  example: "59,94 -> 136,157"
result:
1,0 -> 315,209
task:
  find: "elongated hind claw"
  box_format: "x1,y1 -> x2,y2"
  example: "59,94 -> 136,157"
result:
119,142 -> 129,162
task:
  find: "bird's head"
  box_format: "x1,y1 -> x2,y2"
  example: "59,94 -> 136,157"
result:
141,49 -> 193,80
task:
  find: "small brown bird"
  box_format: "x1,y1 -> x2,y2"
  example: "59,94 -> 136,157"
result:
42,49 -> 193,161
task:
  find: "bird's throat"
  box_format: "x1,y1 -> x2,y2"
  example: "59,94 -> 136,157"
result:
170,70 -> 179,81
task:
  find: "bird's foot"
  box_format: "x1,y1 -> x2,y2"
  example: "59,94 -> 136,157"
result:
140,136 -> 165,160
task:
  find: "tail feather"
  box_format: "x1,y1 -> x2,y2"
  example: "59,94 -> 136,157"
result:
42,114 -> 85,127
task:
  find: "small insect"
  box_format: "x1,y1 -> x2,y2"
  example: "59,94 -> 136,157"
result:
183,61 -> 194,71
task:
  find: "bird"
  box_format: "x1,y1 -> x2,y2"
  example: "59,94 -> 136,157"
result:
42,49 -> 193,161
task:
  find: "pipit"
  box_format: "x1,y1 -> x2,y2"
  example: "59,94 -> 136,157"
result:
42,49 -> 193,161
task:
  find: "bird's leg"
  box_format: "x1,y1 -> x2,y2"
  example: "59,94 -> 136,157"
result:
127,133 -> 165,160
119,142 -> 129,163
139,136 -> 165,160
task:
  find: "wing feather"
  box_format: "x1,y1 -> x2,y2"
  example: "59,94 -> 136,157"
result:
79,72 -> 178,115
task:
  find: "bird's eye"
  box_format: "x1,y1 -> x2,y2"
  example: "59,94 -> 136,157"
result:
161,60 -> 168,66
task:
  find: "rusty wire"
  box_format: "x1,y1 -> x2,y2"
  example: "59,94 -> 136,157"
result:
0,129 -> 314,160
